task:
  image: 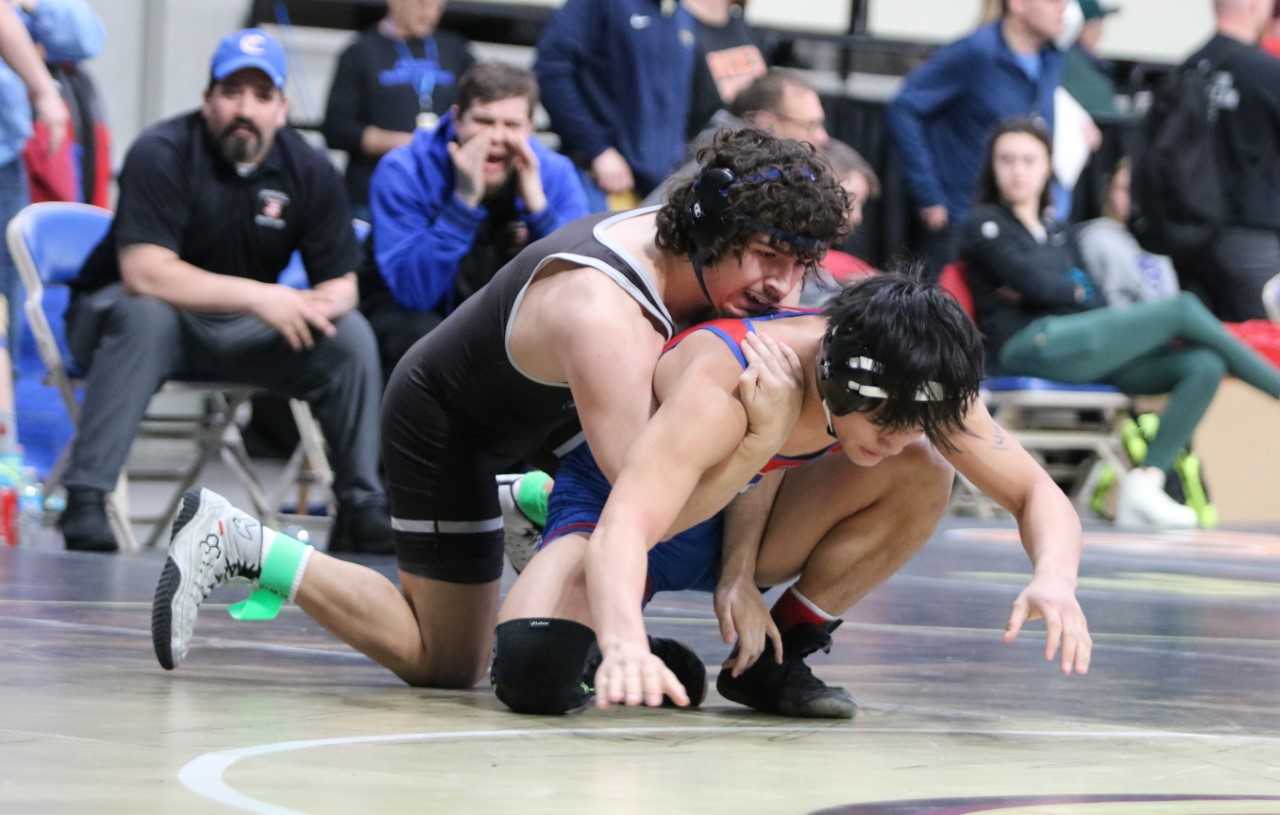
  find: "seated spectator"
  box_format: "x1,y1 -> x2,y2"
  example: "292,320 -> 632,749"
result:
361,62 -> 588,376
685,0 -> 770,111
535,0 -> 703,210
801,139 -> 880,305
1081,157 -> 1280,370
959,118 -> 1280,529
643,69 -> 829,205
322,0 -> 474,218
57,29 -> 391,554
1077,159 -> 1181,307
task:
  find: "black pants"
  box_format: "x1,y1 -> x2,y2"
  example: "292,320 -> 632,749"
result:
63,284 -> 384,507
1181,227 -> 1280,322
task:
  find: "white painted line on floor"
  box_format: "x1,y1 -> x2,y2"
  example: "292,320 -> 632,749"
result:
179,725 -> 1280,815
2,615 -> 366,660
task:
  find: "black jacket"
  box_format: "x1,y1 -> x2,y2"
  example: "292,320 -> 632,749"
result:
958,203 -> 1101,370
1185,34 -> 1280,232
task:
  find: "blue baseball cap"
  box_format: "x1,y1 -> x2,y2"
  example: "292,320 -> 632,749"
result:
210,28 -> 287,88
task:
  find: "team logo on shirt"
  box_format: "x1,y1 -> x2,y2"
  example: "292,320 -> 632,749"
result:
255,189 -> 290,229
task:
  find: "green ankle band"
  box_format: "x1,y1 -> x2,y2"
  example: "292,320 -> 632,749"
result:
515,470 -> 552,528
228,531 -> 312,622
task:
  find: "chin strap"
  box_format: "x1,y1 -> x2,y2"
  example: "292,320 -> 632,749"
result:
690,254 -> 715,307
821,399 -> 837,439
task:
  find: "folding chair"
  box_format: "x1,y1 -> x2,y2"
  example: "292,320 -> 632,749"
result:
5,202 -> 325,550
938,263 -> 1134,513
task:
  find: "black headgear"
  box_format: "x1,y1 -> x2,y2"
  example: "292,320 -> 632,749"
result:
684,165 -> 824,305
816,326 -> 946,437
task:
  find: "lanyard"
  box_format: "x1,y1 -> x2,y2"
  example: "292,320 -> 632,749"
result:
394,36 -> 440,111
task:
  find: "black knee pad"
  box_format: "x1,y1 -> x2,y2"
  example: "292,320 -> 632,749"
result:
491,618 -> 598,715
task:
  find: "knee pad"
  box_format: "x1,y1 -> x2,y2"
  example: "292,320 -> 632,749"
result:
491,618 -> 598,715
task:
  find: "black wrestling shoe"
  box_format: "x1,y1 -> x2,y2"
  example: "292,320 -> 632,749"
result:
581,636 -> 708,708
649,636 -> 708,708
716,621 -> 856,719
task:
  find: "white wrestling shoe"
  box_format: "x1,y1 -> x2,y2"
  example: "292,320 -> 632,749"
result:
497,474 -> 542,574
1114,468 -> 1198,530
152,489 -> 264,670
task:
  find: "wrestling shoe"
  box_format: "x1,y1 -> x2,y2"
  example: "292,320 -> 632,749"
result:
581,636 -> 708,708
152,489 -> 264,670
1115,467 -> 1198,530
649,636 -> 708,708
716,621 -> 857,719
497,473 -> 542,573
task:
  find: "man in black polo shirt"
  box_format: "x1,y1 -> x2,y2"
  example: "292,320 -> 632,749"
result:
57,28 -> 391,554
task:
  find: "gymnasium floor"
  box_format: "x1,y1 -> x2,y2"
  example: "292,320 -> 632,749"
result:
3,488 -> 1279,814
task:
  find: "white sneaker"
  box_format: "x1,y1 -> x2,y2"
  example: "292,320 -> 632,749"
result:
1115,468 -> 1198,530
152,489 -> 264,670
496,474 -> 542,574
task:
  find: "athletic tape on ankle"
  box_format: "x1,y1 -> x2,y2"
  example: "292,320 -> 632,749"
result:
515,470 -> 552,528
228,530 -> 313,622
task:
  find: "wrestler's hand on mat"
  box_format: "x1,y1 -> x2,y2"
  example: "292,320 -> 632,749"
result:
252,284 -> 337,351
738,332 -> 804,448
715,577 -> 782,676
595,637 -> 690,709
1003,574 -> 1092,676
448,130 -> 493,208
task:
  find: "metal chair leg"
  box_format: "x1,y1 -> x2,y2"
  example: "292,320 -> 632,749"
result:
107,474 -> 139,553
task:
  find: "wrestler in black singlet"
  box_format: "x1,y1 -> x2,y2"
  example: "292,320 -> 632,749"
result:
381,208 -> 674,583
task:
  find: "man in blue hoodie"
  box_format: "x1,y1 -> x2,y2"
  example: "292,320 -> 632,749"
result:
887,0 -> 1066,280
361,62 -> 587,374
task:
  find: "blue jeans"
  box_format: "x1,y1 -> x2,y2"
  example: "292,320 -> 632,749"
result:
0,158 -> 30,356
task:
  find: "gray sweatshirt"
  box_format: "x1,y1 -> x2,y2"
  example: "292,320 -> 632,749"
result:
1076,218 -> 1181,307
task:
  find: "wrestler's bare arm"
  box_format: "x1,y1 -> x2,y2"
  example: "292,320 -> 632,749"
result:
946,399 -> 1092,675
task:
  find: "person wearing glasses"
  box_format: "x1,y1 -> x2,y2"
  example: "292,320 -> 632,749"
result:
491,273 -> 1092,719
644,69 -> 829,206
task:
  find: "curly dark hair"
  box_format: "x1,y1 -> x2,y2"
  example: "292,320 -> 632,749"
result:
655,128 -> 851,268
822,271 -> 984,452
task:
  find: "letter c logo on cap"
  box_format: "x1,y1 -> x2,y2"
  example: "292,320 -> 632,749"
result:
240,33 -> 266,55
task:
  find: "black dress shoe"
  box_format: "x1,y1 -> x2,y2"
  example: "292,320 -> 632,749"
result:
58,487 -> 119,553
327,499 -> 394,555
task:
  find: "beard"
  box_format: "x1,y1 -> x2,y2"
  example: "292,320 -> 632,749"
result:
217,118 -> 262,164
